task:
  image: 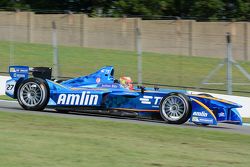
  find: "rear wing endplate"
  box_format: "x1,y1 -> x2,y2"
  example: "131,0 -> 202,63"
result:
9,66 -> 29,79
9,66 -> 52,80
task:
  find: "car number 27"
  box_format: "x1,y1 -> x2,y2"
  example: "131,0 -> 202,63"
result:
6,84 -> 14,90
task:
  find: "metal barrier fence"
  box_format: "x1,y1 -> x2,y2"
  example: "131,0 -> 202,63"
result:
0,11 -> 249,96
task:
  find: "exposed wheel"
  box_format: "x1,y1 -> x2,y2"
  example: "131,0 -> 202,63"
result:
160,92 -> 192,124
17,78 -> 49,111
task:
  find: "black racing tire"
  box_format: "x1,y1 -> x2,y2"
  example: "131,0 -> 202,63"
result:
160,92 -> 192,124
17,78 -> 49,111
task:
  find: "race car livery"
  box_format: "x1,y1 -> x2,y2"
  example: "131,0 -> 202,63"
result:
5,65 -> 243,125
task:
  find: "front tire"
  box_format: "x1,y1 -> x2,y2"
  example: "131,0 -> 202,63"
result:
17,78 -> 49,111
160,92 -> 192,124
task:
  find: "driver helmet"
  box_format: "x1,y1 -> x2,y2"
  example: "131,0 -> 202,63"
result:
120,76 -> 133,90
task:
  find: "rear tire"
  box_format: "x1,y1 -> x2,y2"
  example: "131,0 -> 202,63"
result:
17,78 -> 49,111
160,92 -> 192,124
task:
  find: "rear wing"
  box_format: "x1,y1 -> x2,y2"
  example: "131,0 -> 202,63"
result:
9,66 -> 52,80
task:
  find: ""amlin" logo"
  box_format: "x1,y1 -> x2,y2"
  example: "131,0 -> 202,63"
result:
57,91 -> 99,106
193,111 -> 208,117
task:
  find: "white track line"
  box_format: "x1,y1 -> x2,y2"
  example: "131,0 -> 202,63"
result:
243,123 -> 250,126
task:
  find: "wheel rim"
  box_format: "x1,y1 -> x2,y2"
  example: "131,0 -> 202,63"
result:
20,82 -> 45,107
161,95 -> 186,121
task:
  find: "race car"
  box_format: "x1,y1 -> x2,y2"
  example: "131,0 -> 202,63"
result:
5,65 -> 243,126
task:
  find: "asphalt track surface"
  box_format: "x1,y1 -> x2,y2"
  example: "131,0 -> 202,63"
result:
0,100 -> 250,135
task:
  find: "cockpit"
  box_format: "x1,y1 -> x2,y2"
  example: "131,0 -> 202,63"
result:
60,66 -> 133,90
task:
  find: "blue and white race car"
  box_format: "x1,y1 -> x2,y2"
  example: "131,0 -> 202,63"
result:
5,65 -> 243,125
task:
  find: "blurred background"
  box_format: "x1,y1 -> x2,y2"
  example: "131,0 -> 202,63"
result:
0,0 -> 249,96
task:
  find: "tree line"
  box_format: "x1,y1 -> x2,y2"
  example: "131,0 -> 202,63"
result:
1,0 -> 250,20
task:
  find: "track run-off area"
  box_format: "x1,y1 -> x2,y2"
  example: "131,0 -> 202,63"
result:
0,100 -> 250,135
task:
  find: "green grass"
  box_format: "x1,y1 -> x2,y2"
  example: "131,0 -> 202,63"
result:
243,118 -> 250,123
0,111 -> 249,167
0,95 -> 14,101
0,41 -> 250,96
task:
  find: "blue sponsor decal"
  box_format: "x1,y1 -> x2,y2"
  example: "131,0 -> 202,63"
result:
98,83 -> 121,89
198,118 -> 214,124
192,117 -> 214,124
9,66 -> 29,79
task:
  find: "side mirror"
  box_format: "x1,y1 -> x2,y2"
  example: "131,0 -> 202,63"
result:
137,85 -> 145,94
154,86 -> 159,91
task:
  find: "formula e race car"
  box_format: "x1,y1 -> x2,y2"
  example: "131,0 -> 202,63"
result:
5,65 -> 243,126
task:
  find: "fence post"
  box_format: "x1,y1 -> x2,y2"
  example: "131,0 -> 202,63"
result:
27,12 -> 34,43
80,14 -> 88,47
226,32 -> 233,95
188,20 -> 194,56
135,18 -> 142,85
80,14 -> 84,47
52,21 -> 59,80
244,22 -> 249,61
9,12 -> 16,66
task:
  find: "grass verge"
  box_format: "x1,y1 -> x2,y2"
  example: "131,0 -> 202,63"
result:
243,118 -> 250,123
0,111 -> 249,167
0,95 -> 14,101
